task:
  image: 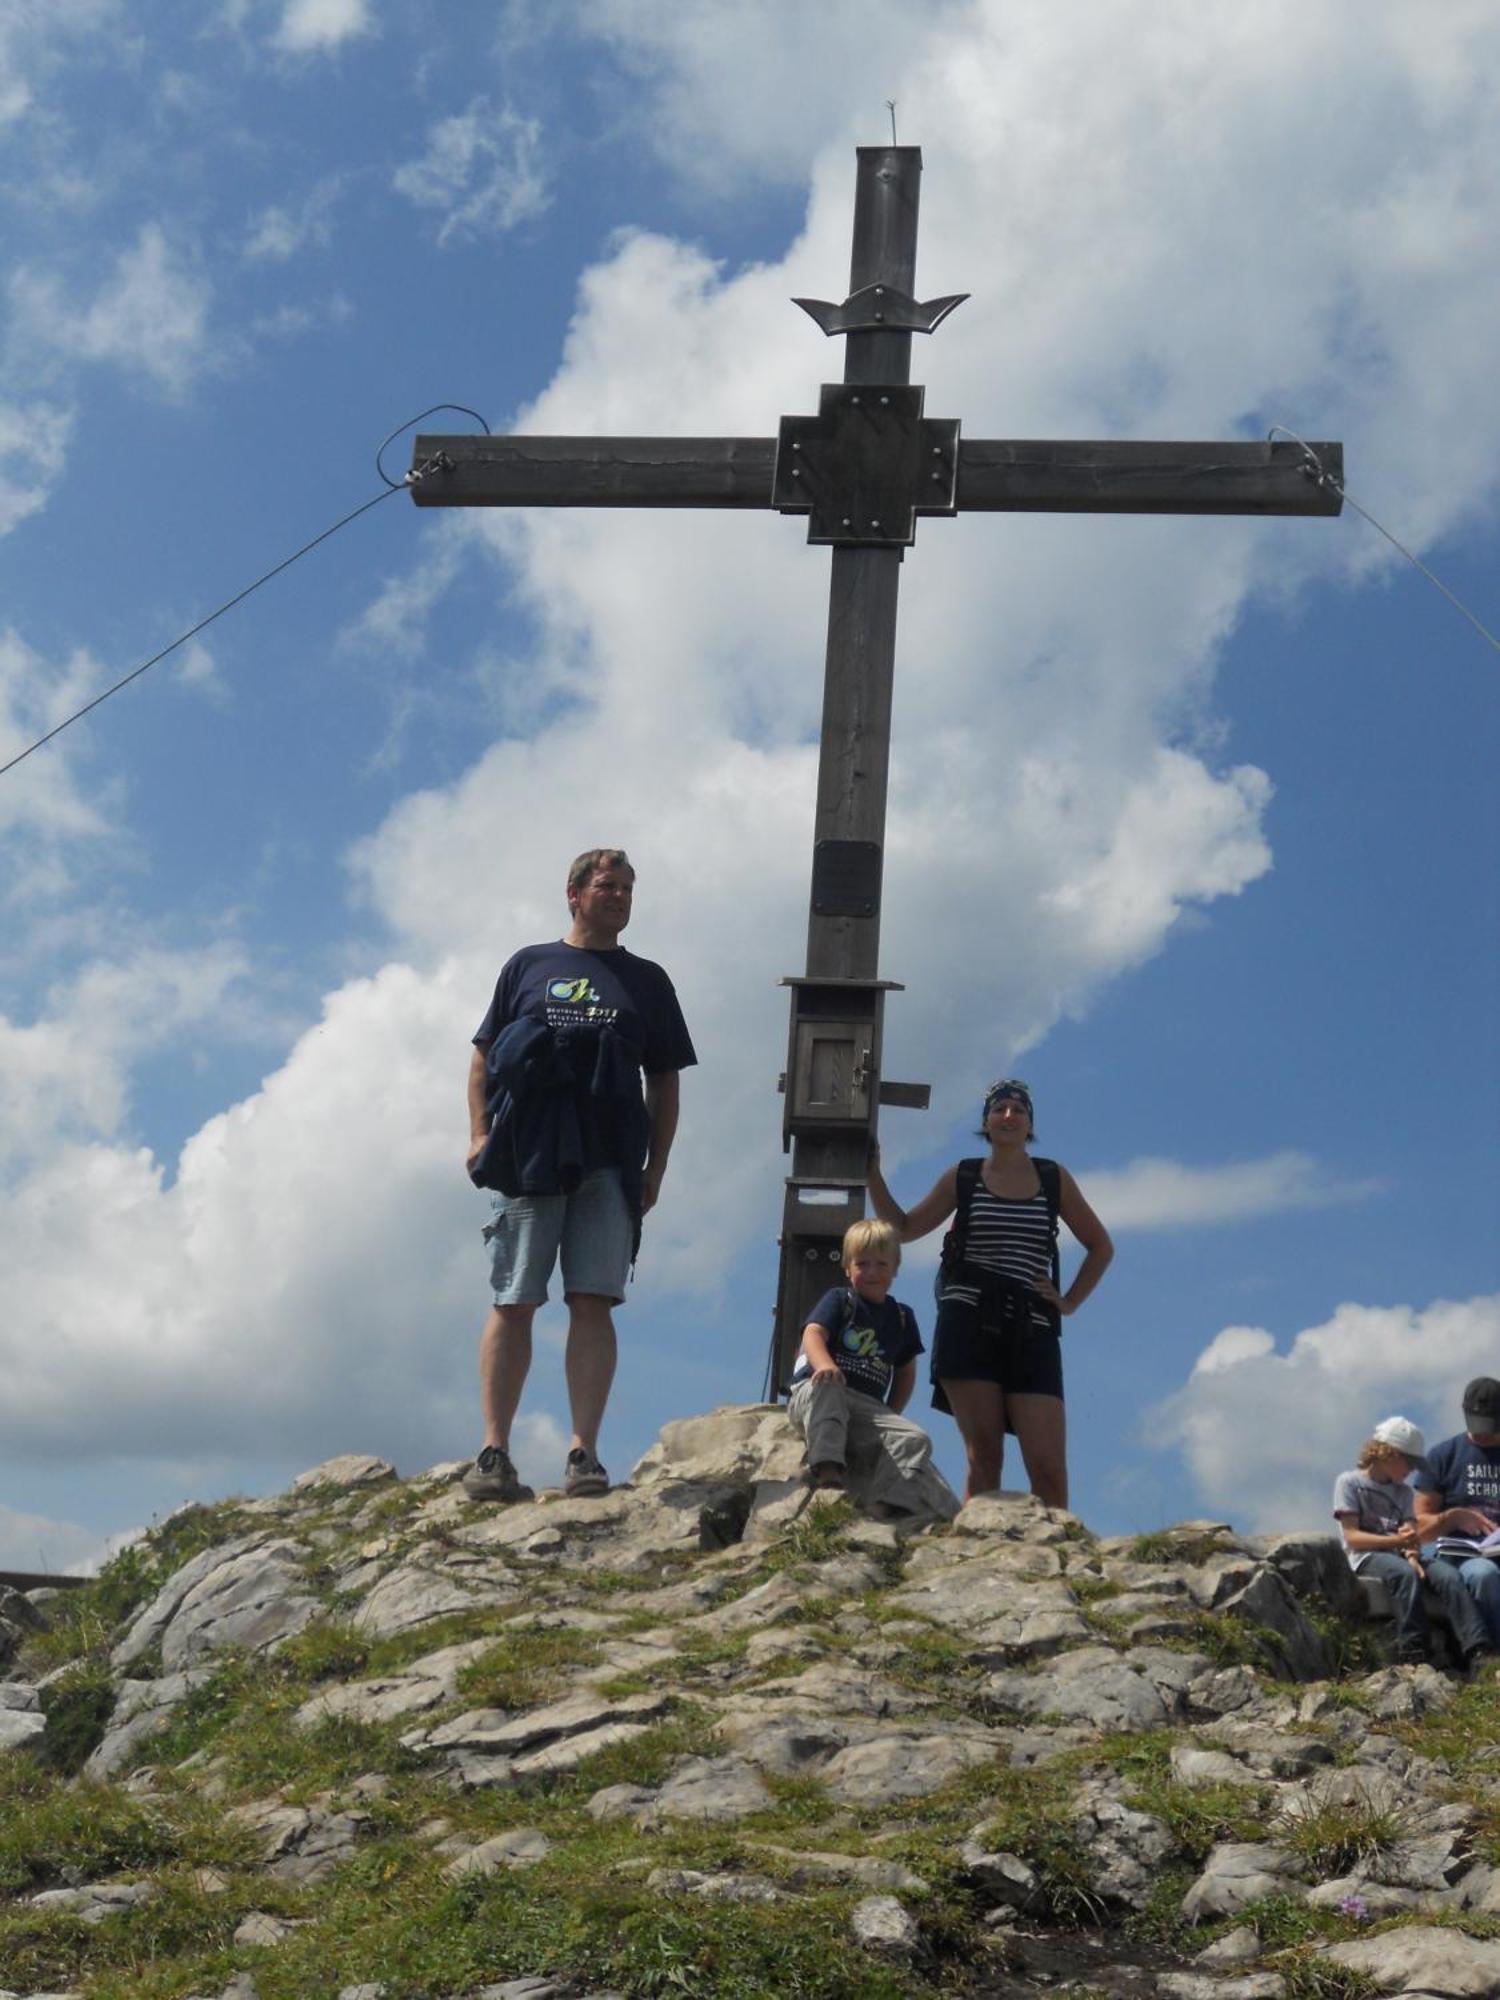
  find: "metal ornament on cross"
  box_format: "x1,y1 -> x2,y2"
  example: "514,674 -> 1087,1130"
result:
408,145 -> 1342,1398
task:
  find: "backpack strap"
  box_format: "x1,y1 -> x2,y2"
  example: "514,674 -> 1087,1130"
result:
1033,1156 -> 1062,1285
939,1158 -> 984,1274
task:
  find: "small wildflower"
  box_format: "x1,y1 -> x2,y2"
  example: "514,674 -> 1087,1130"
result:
1335,1892 -> 1370,1922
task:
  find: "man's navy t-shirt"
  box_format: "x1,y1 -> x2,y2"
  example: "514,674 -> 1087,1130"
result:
789,1288 -> 923,1404
1413,1435 -> 1500,1519
474,943 -> 696,1179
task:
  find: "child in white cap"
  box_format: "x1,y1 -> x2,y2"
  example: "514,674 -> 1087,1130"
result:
1332,1416 -> 1497,1672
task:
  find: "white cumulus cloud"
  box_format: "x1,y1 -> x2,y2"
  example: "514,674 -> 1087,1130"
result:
10,224 -> 212,398
0,400 -> 72,538
1080,1152 -> 1383,1232
274,0 -> 372,55
392,100 -> 547,245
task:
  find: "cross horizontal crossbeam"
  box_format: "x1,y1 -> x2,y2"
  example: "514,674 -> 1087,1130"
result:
411,432 -> 1342,519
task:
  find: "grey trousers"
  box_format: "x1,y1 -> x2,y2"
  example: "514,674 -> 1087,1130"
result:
788,1374 -> 935,1513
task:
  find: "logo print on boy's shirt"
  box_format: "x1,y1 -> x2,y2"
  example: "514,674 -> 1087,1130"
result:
842,1322 -> 882,1362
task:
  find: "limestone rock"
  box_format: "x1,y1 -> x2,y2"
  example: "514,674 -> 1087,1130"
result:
122,1540 -> 319,1673
233,1911 -> 304,1946
1356,1663 -> 1458,1720
0,1683 -> 44,1752
1157,1977 -> 1285,2000
352,1562 -> 516,1640
646,1866 -> 779,1902
642,1754 -> 774,1823
29,1879 -> 157,1923
983,1647 -> 1173,1733
293,1638 -> 495,1730
85,1670 -> 212,1777
1073,1791 -> 1176,1907
231,1796 -> 369,1885
748,1843 -> 926,1892
444,1828 -> 550,1876
850,1893 -> 920,1956
1194,1927 -> 1262,1967
1171,1746 -> 1260,1788
959,1831 -> 1040,1909
289,1455 -> 397,1494
1180,1842 -> 1299,1921
1320,1926 -> 1500,1995
112,1533 -> 268,1669
889,1557 -> 1089,1658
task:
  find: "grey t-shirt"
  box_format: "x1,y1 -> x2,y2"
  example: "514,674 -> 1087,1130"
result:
1332,1468 -> 1414,1572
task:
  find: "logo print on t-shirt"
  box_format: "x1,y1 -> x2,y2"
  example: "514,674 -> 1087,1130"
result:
548,977 -> 601,1006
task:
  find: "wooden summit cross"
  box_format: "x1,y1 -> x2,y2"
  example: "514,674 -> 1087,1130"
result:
409,145 -> 1342,1396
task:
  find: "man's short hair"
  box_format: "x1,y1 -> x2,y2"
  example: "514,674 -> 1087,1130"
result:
842,1217 -> 901,1268
567,848 -> 634,900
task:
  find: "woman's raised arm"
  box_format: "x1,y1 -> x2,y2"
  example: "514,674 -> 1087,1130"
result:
867,1145 -> 959,1243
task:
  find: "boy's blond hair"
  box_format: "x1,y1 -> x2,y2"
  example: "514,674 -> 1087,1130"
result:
842,1217 -> 901,1269
1356,1436 -> 1402,1471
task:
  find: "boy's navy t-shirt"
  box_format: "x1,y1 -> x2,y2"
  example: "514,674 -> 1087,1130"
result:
790,1288 -> 923,1404
1412,1435 -> 1500,1518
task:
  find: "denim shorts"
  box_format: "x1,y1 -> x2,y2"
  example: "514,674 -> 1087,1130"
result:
484,1168 -> 632,1307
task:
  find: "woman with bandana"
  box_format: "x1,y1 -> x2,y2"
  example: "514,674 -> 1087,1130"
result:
867,1080 -> 1113,1506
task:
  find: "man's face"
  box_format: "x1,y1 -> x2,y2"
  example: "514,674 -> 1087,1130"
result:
573,863 -> 634,937
1467,1427 -> 1500,1448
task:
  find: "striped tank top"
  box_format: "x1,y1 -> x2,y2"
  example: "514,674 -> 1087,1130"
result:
941,1181 -> 1055,1331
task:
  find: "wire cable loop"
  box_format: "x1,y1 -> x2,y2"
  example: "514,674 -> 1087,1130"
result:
375,404 -> 489,490
1268,424 -> 1500,655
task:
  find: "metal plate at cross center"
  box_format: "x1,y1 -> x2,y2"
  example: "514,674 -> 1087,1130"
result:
811,839 -> 882,917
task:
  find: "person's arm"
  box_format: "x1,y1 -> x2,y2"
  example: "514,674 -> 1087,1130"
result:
888,1358 -> 917,1414
1413,1487 -> 1495,1536
799,1322 -> 843,1383
1336,1512 -> 1422,1555
1029,1165 -> 1114,1318
1411,1453 -> 1497,1535
466,1044 -> 491,1175
641,1069 -> 680,1214
867,1145 -> 959,1242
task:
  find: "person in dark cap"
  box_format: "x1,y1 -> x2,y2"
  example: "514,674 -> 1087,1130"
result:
867,1077 -> 1113,1507
1410,1377 -> 1500,1657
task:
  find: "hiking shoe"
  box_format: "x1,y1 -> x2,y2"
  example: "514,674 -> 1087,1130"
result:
462,1445 -> 533,1503
565,1447 -> 610,1497
806,1460 -> 848,1492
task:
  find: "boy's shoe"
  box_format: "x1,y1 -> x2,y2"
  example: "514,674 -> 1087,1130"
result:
565,1448 -> 610,1498
806,1461 -> 848,1492
462,1445 -> 534,1504
1464,1648 -> 1500,1681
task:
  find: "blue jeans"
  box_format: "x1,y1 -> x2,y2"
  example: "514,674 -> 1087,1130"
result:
1363,1551 -> 1492,1660
1451,1553 -> 1500,1650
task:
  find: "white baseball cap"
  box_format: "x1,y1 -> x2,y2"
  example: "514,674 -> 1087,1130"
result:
1370,1416 -> 1428,1466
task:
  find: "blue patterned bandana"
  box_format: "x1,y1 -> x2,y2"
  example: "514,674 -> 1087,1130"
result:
983,1078 -> 1033,1123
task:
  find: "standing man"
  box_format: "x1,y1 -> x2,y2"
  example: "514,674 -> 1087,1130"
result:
464,848 -> 696,1502
1411,1376 -> 1500,1661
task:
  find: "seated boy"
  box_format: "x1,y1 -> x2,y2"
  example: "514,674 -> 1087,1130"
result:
787,1217 -> 934,1517
1332,1416 -> 1496,1673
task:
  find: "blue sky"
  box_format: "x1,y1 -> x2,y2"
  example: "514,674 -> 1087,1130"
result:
1,0 -> 1496,1569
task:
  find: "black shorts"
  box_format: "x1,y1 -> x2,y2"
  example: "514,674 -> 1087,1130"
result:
931,1291 -> 1065,1410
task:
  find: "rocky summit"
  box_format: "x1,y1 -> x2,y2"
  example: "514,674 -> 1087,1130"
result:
2,1407 -> 1499,2000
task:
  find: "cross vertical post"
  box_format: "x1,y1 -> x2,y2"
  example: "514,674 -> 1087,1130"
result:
771,148 -> 929,1395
